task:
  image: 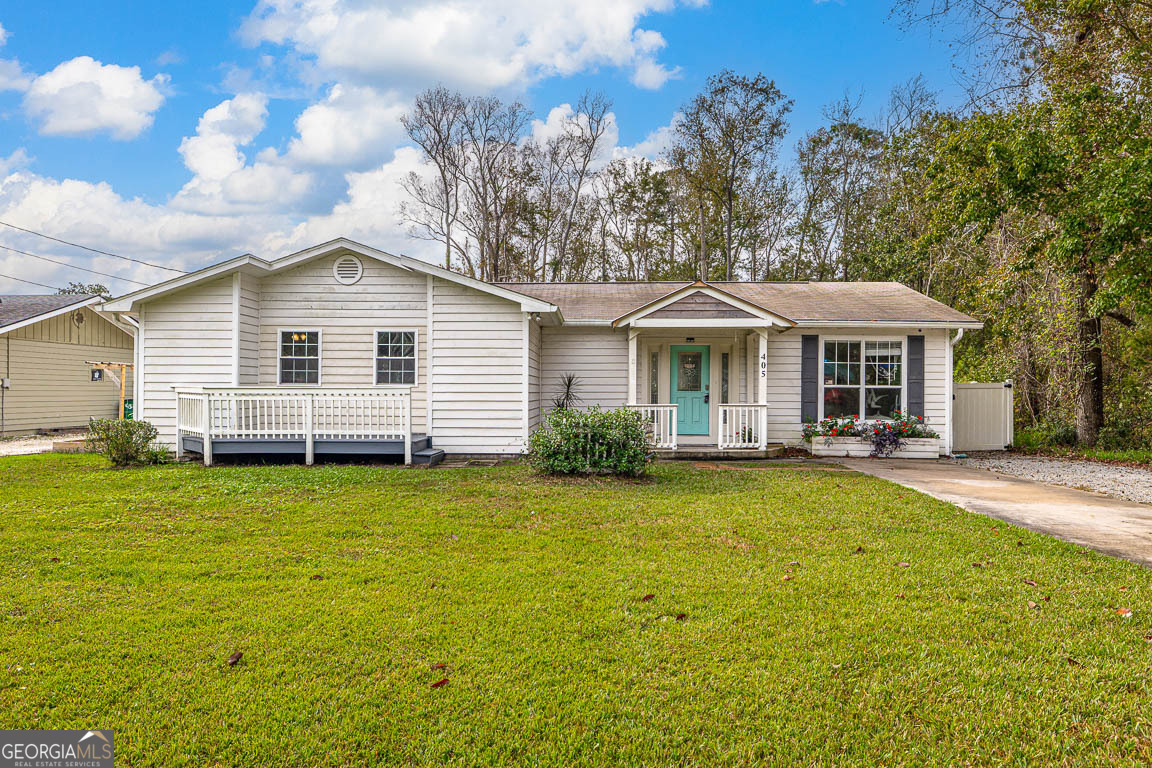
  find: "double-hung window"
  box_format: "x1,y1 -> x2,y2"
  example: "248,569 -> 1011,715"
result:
822,339 -> 903,420
279,330 -> 320,385
376,330 -> 417,385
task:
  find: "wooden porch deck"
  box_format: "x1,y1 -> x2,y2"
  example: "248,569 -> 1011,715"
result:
179,433 -> 444,465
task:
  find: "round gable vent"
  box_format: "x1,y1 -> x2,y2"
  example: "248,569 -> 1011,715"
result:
333,254 -> 364,285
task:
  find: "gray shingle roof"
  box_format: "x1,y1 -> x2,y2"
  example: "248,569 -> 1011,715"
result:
0,294 -> 97,329
495,281 -> 979,325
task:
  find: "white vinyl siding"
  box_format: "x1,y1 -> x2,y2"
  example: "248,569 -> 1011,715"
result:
0,307 -> 135,435
237,273 -> 261,385
257,254 -> 428,431
539,327 -> 628,412
138,277 -> 234,445
431,278 -> 526,454
527,319 -> 542,431
763,326 -> 949,449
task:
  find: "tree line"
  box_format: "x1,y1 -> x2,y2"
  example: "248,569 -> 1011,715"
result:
400,0 -> 1152,448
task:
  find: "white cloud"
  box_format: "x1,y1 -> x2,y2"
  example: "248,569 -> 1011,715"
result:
23,56 -> 168,140
0,22 -> 7,47
0,58 -> 29,92
613,114 -> 679,162
0,170 -> 275,292
173,93 -> 313,215
262,146 -> 433,258
285,84 -> 407,167
242,0 -> 701,93
0,148 -> 31,175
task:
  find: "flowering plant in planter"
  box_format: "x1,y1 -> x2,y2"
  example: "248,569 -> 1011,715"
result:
865,411 -> 938,457
802,411 -> 938,457
801,415 -> 862,440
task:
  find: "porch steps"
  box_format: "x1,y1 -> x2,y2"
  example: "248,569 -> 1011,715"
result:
413,447 -> 446,467
656,445 -> 785,461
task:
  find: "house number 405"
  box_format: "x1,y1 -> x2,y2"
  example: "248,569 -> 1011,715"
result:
760,353 -> 767,378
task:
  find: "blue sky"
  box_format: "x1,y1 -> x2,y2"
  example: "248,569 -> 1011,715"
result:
0,0 -> 964,293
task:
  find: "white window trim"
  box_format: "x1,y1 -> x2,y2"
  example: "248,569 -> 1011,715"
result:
277,327 -> 323,387
817,335 -> 906,422
373,328 -> 419,388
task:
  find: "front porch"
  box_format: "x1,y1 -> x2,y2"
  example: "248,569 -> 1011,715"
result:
621,326 -> 780,452
174,387 -> 443,466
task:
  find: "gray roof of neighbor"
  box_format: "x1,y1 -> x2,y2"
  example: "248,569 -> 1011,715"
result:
495,281 -> 980,325
0,294 -> 97,328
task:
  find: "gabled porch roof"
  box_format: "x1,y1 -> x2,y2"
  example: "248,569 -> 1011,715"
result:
609,281 -> 796,329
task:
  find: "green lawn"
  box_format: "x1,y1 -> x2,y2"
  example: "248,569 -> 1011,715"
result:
3,455 -> 1152,766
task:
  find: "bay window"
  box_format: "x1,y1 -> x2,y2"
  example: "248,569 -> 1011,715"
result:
822,339 -> 903,420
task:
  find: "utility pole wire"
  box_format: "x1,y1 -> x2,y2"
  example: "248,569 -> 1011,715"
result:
0,243 -> 149,286
0,272 -> 64,291
0,220 -> 187,274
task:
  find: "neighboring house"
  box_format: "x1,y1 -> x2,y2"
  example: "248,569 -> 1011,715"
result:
0,295 -> 135,436
103,238 -> 982,465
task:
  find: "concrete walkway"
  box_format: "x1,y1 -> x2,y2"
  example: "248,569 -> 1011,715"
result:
838,458 -> 1152,567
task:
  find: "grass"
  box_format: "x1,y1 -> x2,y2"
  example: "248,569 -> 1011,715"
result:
1012,444 -> 1152,467
3,455 -> 1152,766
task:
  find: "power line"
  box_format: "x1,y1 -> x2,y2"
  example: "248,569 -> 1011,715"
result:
0,243 -> 149,286
0,272 -> 64,291
0,220 -> 187,274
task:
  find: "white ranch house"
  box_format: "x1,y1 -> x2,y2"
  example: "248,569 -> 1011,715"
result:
103,238 -> 983,465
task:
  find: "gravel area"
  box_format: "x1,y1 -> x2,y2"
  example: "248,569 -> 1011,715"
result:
0,431 -> 87,457
960,454 -> 1152,505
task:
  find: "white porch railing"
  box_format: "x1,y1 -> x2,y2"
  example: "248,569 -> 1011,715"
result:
174,387 -> 412,466
719,404 -> 769,449
627,404 -> 678,449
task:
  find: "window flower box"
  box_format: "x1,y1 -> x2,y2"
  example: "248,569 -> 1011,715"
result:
809,435 -> 940,459
802,411 -> 940,459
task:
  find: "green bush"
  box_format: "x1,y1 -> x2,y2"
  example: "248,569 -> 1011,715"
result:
86,419 -> 171,467
527,407 -> 652,476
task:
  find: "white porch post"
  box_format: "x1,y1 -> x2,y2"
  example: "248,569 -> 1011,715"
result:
202,392 -> 213,467
627,329 -> 639,404
757,329 -> 768,449
305,396 -> 315,466
404,395 -> 413,465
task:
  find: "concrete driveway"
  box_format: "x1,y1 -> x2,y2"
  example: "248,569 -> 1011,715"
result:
837,458 -> 1152,567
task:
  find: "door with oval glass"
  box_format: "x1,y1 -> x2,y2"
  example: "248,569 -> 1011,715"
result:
671,345 -> 709,435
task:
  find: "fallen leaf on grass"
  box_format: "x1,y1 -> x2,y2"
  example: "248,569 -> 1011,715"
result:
972,562 -> 983,568
430,663 -> 448,671
309,575 -> 324,581
1142,634 -> 1152,642
1027,601 -> 1038,610
640,594 -> 655,602
1023,579 -> 1037,587
1117,608 -> 1133,619
853,546 -> 865,554
896,562 -> 910,568
783,575 -> 794,582
675,613 -> 687,621
1068,657 -> 1082,667
896,593 -> 905,599
227,651 -> 243,667
49,557 -> 59,563
786,561 -> 800,567
431,678 -> 449,689
1120,586 -> 1128,591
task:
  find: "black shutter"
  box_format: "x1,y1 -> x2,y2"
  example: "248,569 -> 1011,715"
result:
801,335 -> 819,422
907,335 -> 925,419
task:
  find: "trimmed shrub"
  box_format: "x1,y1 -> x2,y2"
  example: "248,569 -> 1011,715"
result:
86,419 -> 171,467
528,407 -> 651,476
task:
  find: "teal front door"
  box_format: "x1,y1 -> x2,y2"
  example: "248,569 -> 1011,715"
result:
671,345 -> 709,435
